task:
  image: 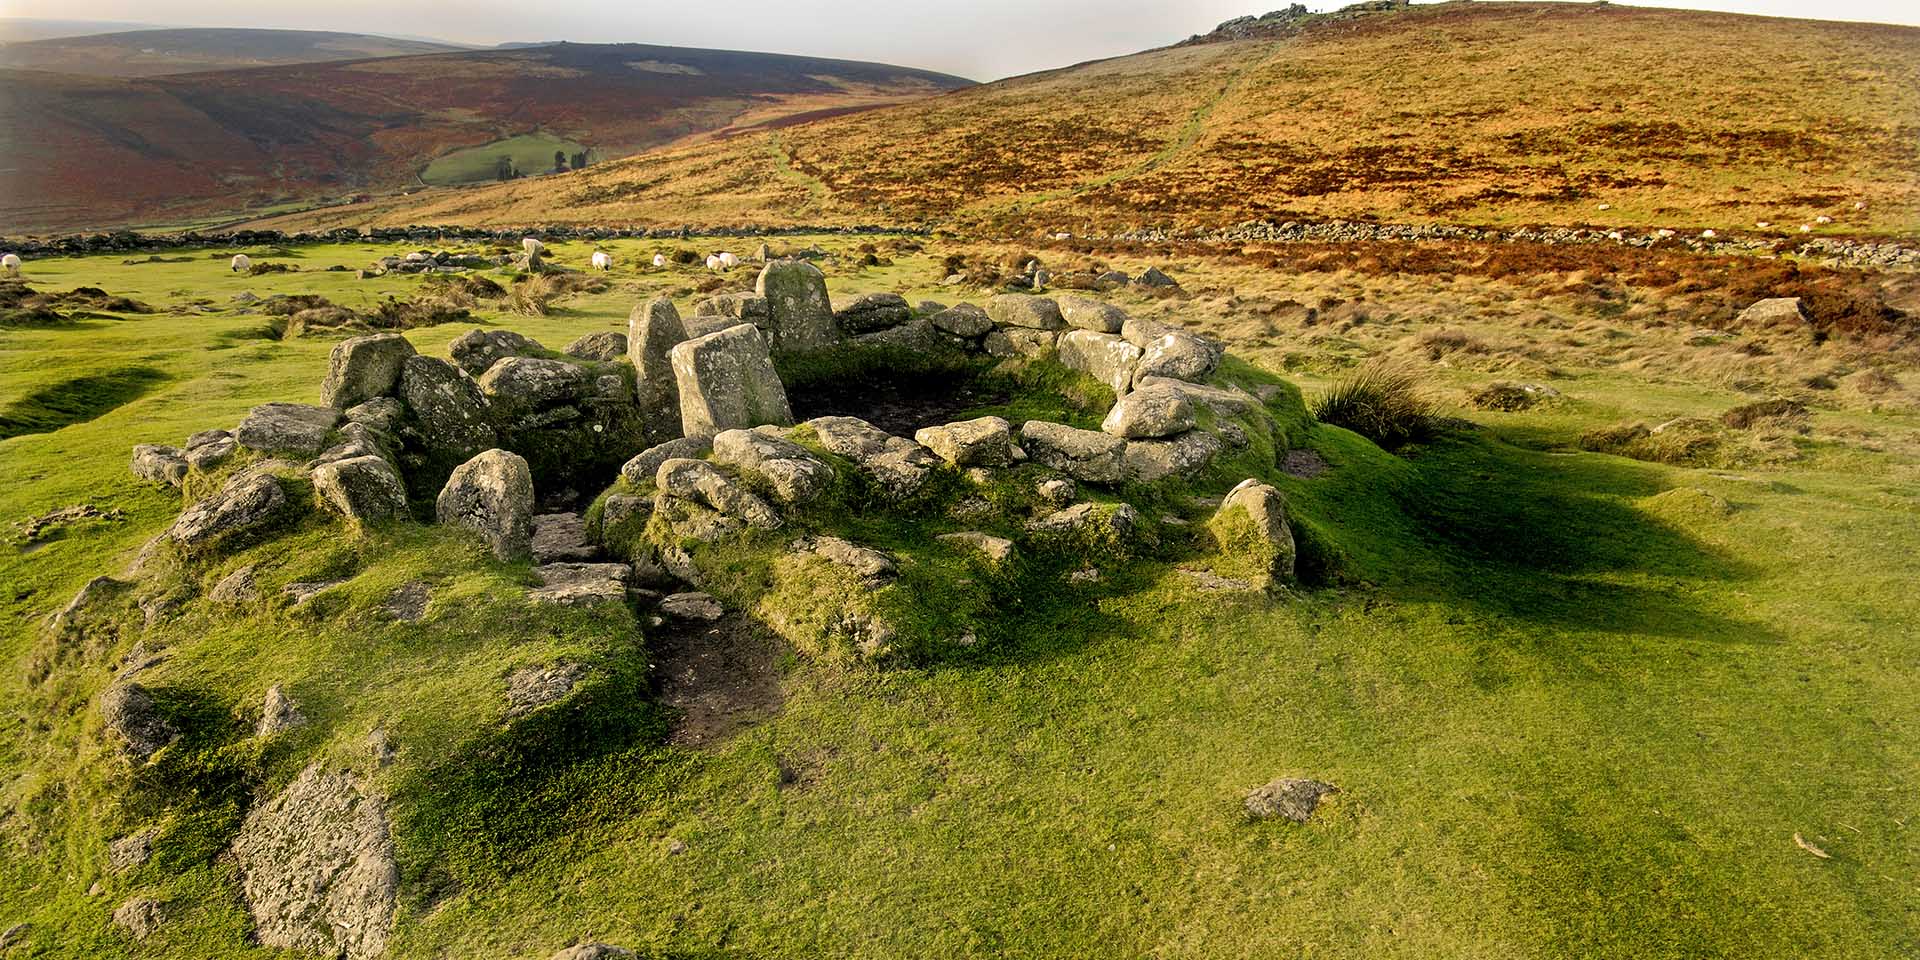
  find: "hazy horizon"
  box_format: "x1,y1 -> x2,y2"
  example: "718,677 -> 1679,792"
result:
6,0 -> 1919,80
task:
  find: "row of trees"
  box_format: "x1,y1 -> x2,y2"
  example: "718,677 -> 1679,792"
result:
492,150 -> 593,181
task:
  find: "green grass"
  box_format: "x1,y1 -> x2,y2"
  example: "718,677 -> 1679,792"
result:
421,134 -> 591,187
0,237 -> 1915,958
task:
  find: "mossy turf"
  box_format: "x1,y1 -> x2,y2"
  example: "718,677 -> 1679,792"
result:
2,238 -> 1916,958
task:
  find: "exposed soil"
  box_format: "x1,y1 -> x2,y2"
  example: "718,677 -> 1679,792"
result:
651,611 -> 783,748
788,370 -> 1010,437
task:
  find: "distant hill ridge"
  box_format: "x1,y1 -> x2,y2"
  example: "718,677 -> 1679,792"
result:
0,26 -> 467,76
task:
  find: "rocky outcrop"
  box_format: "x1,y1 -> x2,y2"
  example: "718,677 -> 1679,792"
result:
804,416 -> 941,496
1020,421 -> 1126,483
235,403 -> 341,457
130,444 -> 188,487
100,681 -> 177,761
184,429 -> 239,472
167,472 -> 290,552
312,455 -> 407,525
230,765 -> 397,960
529,563 -> 630,606
1735,296 -> 1810,330
656,458 -> 781,530
256,684 -> 305,737
1057,295 -> 1128,333
505,662 -> 588,715
834,292 -> 911,334
929,303 -> 993,337
396,356 -> 495,468
436,449 -> 535,561
321,334 -> 415,409
670,324 -> 793,439
712,428 -> 835,505
1102,381 -> 1195,438
449,329 -> 541,377
563,331 -> 628,362
112,898 -> 163,940
938,531 -> 1016,567
987,294 -> 1065,330
1132,329 -> 1223,386
755,259 -> 836,350
1057,330 -> 1143,397
618,436 -> 709,488
476,357 -> 592,416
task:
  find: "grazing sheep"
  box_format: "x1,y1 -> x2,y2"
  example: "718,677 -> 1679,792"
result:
1606,231 -> 1623,241
1815,215 -> 1833,224
718,251 -> 739,269
230,254 -> 252,273
1800,224 -> 1813,233
522,238 -> 546,257
652,254 -> 667,268
1,253 -> 19,276
591,251 -> 613,271
705,255 -> 723,271
1700,229 -> 1717,239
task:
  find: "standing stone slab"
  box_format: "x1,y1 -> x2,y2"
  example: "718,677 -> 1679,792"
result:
670,324 -> 793,440
321,334 -> 415,409
754,259 -> 835,350
1057,330 -> 1143,397
1210,478 -> 1296,586
230,765 -> 397,960
627,297 -> 689,443
436,449 -> 535,561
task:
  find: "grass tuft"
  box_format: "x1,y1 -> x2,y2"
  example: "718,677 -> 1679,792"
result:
1311,362 -> 1434,449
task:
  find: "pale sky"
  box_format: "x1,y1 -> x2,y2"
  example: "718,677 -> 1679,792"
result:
5,0 -> 1917,80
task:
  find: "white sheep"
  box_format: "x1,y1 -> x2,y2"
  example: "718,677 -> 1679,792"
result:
718,251 -> 740,269
591,251 -> 613,271
1815,215 -> 1833,224
230,254 -> 252,273
1700,229 -> 1717,239
652,253 -> 667,268
522,238 -> 546,257
705,254 -> 723,271
1800,224 -> 1813,233
1,253 -> 19,277
1606,231 -> 1623,241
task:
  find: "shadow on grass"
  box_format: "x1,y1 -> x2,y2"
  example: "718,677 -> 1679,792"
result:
0,366 -> 170,440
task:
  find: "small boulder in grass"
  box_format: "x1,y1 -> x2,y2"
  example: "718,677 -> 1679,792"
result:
1244,777 -> 1338,822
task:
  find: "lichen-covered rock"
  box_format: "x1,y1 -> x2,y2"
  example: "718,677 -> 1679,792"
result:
853,318 -> 946,354
311,455 -> 407,525
661,591 -> 725,621
914,416 -> 1013,467
112,897 -> 163,940
987,294 -> 1065,330
529,563 -> 630,606
627,297 -> 689,442
1029,502 -> 1142,544
506,662 -> 588,716
551,944 -> 635,960
835,292 -> 912,334
1133,330 -> 1223,386
1057,330 -> 1143,397
167,472 -> 289,551
929,302 -> 993,338
755,259 -> 835,350
209,564 -> 259,604
321,333 -> 415,409
449,329 -> 541,376
937,531 -> 1016,567
477,356 -> 592,414
651,491 -> 745,549
235,403 -> 342,457
1002,327 -> 1058,357
183,429 -> 239,472
804,416 -> 941,496
694,292 -> 771,337
619,436 -> 709,487
100,681 -> 177,761
1122,430 -> 1223,483
1209,478 -> 1295,586
107,830 -> 155,873
656,458 -> 781,529
230,765 -> 397,960
1020,420 -> 1126,484
1136,266 -> 1180,288
1103,381 -> 1195,438
1136,376 -> 1263,417
435,449 -> 535,560
796,535 -> 897,587
531,513 -> 597,563
564,331 -> 628,362
256,684 -> 305,737
1734,296 -> 1809,330
397,356 -> 495,463
1057,295 -> 1128,333
670,323 -> 793,440
712,427 -> 834,505
130,444 -> 188,487
1244,777 -> 1337,822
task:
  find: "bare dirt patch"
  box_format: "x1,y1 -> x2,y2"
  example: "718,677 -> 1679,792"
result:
652,611 -> 784,748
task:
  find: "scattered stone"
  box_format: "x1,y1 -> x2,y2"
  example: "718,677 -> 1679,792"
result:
531,513 -> 597,563
257,684 -> 306,737
209,565 -> 259,604
1244,777 -> 1337,822
1122,430 -> 1223,483
435,449 -> 535,561
506,662 -> 588,715
938,531 -> 1016,567
1135,266 -> 1180,288
396,356 -> 495,461
755,259 -> 836,349
712,428 -> 835,505
367,728 -> 396,767
382,581 -> 431,622
670,323 -> 793,439
107,830 -> 156,873
797,536 -> 897,587
1019,420 -> 1126,483
1467,381 -> 1561,412
656,458 -> 781,529
805,416 -> 941,496
987,294 -> 1065,330
320,334 -> 415,409
618,439 -> 703,489
661,591 -> 725,621
283,580 -> 345,605
1280,449 -> 1330,479
1133,330 -> 1223,386
529,563 -> 631,606
234,402 -> 342,457
167,472 -> 289,551
312,455 -> 408,525
1176,568 -> 1256,592
914,416 -> 1013,467
1734,297 -> 1809,330
1030,502 -> 1141,542
1102,381 -> 1194,438
1036,478 -> 1077,504
130,444 -> 188,487
1210,479 -> 1295,586
551,945 -> 636,960
448,329 -> 541,376
928,302 -> 993,337
628,297 -> 689,441
1057,294 -> 1128,333
1066,567 -> 1102,584
1057,330 -> 1143,396
834,292 -> 912,334
100,681 -> 177,761
230,765 -> 397,960
183,430 -> 239,471
112,897 -> 163,940
564,331 -> 628,362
